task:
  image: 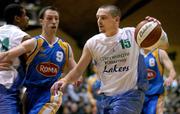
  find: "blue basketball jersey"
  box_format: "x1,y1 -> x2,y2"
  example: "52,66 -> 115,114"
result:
24,35 -> 69,88
24,35 -> 68,114
144,49 -> 164,95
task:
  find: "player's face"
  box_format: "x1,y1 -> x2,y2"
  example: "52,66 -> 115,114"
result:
96,8 -> 119,36
41,9 -> 59,34
18,9 -> 29,30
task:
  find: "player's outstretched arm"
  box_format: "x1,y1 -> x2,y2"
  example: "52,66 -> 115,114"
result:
66,44 -> 83,86
160,49 -> 176,86
51,44 -> 92,95
0,38 -> 36,62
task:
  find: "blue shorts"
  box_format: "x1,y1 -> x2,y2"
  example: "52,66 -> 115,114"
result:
0,84 -> 21,114
141,95 -> 159,114
98,89 -> 145,114
25,87 -> 63,114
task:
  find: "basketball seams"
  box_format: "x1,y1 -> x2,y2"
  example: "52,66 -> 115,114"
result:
141,24 -> 162,47
135,20 -> 162,48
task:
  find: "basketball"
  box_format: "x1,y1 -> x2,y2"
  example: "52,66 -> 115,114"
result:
135,20 -> 162,49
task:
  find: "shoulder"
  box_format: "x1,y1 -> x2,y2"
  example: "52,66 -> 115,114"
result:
158,49 -> 168,57
157,49 -> 170,63
57,38 -> 70,48
85,33 -> 104,46
11,25 -> 28,36
11,26 -> 29,42
121,27 -> 135,32
1,25 -> 28,37
87,33 -> 103,42
158,49 -> 167,55
119,27 -> 135,39
57,38 -> 71,55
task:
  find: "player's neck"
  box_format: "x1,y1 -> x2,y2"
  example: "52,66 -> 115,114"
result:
143,49 -> 151,54
105,28 -> 119,37
41,32 -> 57,44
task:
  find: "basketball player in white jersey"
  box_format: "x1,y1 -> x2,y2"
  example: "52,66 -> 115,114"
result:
51,4 -> 168,114
0,4 -> 30,114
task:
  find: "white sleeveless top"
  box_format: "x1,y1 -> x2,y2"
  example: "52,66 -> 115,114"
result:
0,25 -> 28,89
86,28 -> 140,96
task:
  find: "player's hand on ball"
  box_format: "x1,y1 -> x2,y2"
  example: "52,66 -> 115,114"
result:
145,16 -> 161,25
135,18 -> 162,49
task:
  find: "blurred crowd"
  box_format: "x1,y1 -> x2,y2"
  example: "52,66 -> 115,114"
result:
55,76 -> 180,114
57,78 -> 93,114
164,76 -> 180,114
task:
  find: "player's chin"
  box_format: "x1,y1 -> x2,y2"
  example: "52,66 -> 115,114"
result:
51,27 -> 57,31
99,28 -> 105,33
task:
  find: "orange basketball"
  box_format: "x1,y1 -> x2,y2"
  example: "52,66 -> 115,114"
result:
135,20 -> 162,48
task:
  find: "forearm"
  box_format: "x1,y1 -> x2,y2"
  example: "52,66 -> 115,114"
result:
6,45 -> 26,60
64,66 -> 83,84
168,69 -> 176,80
64,44 -> 91,83
6,38 -> 36,61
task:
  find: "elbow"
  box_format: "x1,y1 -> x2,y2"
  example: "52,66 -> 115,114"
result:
173,70 -> 177,79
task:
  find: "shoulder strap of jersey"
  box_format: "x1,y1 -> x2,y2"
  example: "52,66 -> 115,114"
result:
26,35 -> 44,66
152,48 -> 164,75
57,38 -> 69,72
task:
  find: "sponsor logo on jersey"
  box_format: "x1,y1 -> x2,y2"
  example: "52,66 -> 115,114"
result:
36,62 -> 59,77
147,69 -> 156,80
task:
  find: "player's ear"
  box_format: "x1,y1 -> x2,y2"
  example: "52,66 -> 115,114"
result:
39,19 -> 43,25
14,16 -> 20,23
115,16 -> 120,22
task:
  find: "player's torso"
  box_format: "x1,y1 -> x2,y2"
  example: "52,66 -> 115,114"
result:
144,49 -> 164,95
88,28 -> 140,95
0,25 -> 26,51
0,25 -> 27,89
25,36 -> 67,88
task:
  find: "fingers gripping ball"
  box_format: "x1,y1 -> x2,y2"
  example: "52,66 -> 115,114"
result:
135,20 -> 162,49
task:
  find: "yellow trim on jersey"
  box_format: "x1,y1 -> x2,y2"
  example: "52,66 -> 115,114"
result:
57,39 -> 69,72
25,38 -> 44,71
152,49 -> 164,76
38,91 -> 63,114
87,76 -> 97,93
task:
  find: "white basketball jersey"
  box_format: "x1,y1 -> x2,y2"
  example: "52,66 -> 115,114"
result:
0,25 -> 28,88
86,28 -> 140,96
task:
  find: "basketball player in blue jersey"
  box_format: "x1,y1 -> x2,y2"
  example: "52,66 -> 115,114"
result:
51,4 -> 169,114
0,4 -> 30,114
141,48 -> 176,114
0,6 -> 77,114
